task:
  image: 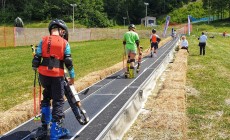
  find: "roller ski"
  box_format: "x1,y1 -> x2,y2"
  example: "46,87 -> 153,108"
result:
29,126 -> 49,140
64,76 -> 89,125
124,62 -> 135,79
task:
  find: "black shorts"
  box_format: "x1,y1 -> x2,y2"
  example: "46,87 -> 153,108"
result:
151,42 -> 158,50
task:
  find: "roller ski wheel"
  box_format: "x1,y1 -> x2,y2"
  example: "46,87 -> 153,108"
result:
136,67 -> 140,73
124,72 -> 129,78
30,127 -> 48,140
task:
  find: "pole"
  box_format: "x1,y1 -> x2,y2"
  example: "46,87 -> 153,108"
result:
70,4 -> 77,32
144,2 -> 149,27
123,17 -> 127,28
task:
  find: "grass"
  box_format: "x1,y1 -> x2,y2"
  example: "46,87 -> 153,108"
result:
186,23 -> 230,139
0,38 -> 150,112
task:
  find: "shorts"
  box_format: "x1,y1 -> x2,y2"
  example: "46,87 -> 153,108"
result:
151,42 -> 158,50
126,48 -> 137,55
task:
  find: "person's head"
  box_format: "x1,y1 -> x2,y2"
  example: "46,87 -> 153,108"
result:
152,29 -> 156,34
202,32 -> 204,35
128,24 -> 135,31
181,35 -> 186,40
48,19 -> 69,41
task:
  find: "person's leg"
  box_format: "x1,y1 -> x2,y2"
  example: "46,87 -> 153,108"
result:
50,77 -> 69,139
203,45 -> 206,55
30,74 -> 52,139
129,52 -> 136,78
39,74 -> 52,129
125,49 -> 131,78
200,46 -> 202,55
150,44 -> 154,57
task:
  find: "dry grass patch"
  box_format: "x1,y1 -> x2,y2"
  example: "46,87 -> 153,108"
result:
123,49 -> 188,140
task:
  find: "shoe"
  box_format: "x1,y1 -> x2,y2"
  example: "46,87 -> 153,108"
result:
50,121 -> 70,140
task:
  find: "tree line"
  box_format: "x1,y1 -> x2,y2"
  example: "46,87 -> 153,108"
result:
0,0 -> 229,27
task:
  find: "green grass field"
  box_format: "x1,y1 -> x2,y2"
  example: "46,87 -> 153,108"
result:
186,24 -> 230,139
0,39 -> 150,111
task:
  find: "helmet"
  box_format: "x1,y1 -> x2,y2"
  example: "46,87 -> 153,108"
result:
48,19 -> 69,41
128,24 -> 135,30
152,29 -> 156,33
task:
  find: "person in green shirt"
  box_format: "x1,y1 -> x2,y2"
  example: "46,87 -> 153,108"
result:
123,24 -> 141,78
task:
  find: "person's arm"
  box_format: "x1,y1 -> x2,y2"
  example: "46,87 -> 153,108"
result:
64,42 -> 75,84
186,40 -> 189,47
32,41 -> 42,70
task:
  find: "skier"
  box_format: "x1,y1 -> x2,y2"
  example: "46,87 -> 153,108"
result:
123,24 -> 141,78
32,19 -> 75,139
150,29 -> 161,57
136,46 -> 143,73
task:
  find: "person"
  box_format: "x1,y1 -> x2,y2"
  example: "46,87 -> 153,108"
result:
123,24 -> 141,78
198,32 -> 208,55
171,28 -> 177,39
32,19 -> 75,139
150,29 -> 161,57
136,46 -> 143,73
180,35 -> 189,53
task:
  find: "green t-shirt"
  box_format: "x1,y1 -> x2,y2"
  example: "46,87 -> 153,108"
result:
123,31 -> 139,51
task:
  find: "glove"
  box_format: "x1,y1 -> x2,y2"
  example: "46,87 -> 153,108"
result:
32,67 -> 37,71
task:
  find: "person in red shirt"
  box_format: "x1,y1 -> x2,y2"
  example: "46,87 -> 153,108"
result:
150,29 -> 161,57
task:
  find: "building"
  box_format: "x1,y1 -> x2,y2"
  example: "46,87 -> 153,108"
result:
141,16 -> 156,27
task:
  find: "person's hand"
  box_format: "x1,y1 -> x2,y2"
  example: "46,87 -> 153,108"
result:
68,78 -> 74,85
32,67 -> 37,71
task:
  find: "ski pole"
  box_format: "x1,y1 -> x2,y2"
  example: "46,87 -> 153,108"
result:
31,45 -> 41,121
33,70 -> 37,118
123,45 -> 126,71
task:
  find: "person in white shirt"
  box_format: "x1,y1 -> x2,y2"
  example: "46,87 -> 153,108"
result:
198,32 -> 208,55
180,35 -> 189,53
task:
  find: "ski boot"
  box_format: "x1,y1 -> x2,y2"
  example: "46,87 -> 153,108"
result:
50,119 -> 70,140
125,60 -> 130,78
124,71 -> 129,78
136,63 -> 140,73
129,67 -> 135,78
150,52 -> 153,58
30,106 -> 51,139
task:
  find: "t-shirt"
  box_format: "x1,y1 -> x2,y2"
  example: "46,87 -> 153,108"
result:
199,35 -> 207,43
150,34 -> 160,43
180,39 -> 188,48
123,31 -> 139,51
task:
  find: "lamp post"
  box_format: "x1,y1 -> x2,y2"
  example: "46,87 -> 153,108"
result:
144,2 -> 149,27
70,3 -> 77,32
123,17 -> 127,28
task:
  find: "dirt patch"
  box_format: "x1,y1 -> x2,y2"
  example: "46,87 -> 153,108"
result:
0,37 -> 172,135
123,49 -> 188,140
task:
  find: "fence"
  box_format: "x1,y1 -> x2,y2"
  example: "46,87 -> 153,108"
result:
0,26 -> 189,47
